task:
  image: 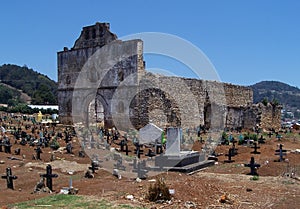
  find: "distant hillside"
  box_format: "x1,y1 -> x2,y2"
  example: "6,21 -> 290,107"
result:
0,64 -> 57,105
250,81 -> 300,111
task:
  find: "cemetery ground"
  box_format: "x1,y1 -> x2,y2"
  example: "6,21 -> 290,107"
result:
0,123 -> 300,208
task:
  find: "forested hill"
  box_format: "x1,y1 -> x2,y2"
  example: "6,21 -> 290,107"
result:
250,81 -> 300,110
0,64 -> 57,105
0,64 -> 299,113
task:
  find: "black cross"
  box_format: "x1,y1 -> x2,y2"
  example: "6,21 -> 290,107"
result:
231,141 -> 238,156
1,167 -> 18,190
224,148 -> 235,163
66,142 -> 73,154
119,139 -> 126,152
3,140 -> 12,154
258,135 -> 266,144
267,132 -> 273,138
40,165 -> 58,191
244,157 -> 260,175
89,161 -> 99,173
275,144 -> 287,162
251,142 -> 261,154
34,146 -> 43,160
134,144 -> 144,159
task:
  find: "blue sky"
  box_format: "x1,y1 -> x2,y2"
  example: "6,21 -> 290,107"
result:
0,0 -> 299,87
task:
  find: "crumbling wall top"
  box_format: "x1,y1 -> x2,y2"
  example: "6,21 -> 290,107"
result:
72,22 -> 118,50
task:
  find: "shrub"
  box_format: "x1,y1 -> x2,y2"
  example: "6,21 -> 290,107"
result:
147,177 -> 171,202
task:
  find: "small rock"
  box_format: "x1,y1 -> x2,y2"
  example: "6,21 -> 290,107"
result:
29,168 -> 33,171
126,194 -> 134,200
68,171 -> 74,175
0,160 -> 5,164
148,179 -> 156,182
136,177 -> 142,183
246,188 -> 253,192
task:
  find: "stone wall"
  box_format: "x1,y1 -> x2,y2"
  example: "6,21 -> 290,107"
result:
129,73 -> 253,130
57,23 -> 144,126
243,103 -> 282,131
57,22 -> 281,131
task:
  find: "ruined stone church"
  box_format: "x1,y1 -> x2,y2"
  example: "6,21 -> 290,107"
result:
57,22 -> 281,131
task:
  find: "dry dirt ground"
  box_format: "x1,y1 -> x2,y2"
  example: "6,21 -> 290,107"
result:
0,122 -> 300,208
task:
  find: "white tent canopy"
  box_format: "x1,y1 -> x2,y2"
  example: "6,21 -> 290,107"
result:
139,123 -> 163,144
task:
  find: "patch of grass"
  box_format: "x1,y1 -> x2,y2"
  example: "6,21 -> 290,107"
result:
250,175 -> 259,181
10,194 -> 143,209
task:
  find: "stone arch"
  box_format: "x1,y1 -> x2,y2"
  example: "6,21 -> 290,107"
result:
130,88 -> 181,129
82,93 -> 110,128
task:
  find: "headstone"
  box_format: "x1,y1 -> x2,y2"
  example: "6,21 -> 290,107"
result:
40,165 -> 58,191
1,167 -> 18,190
244,157 -> 260,175
165,127 -> 181,155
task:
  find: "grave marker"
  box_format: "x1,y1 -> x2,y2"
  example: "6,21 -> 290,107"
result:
258,135 -> 266,144
251,142 -> 261,154
40,165 -> 58,192
34,146 -> 43,160
66,142 -> 73,154
132,158 -> 148,179
224,148 -> 235,163
275,144 -> 287,162
134,143 -> 144,158
244,157 -> 260,176
114,158 -> 126,171
89,161 -> 99,173
1,167 -> 18,190
166,127 -> 181,155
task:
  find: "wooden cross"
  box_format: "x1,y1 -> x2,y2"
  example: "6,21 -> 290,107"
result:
1,167 -> 18,190
251,142 -> 261,154
244,157 -> 260,175
275,144 -> 287,162
224,148 -> 235,163
40,165 -> 58,191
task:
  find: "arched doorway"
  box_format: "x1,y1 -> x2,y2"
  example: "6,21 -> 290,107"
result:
88,98 -> 105,128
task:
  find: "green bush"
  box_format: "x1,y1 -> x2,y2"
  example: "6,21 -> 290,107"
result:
250,175 -> 259,181
147,177 -> 171,202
